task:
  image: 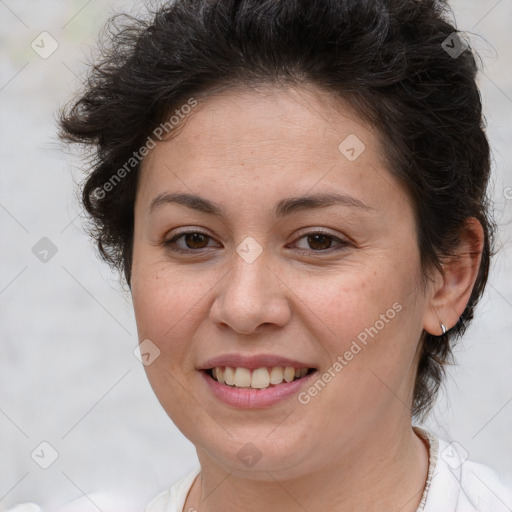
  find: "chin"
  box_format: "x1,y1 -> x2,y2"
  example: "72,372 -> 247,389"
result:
191,426 -> 319,477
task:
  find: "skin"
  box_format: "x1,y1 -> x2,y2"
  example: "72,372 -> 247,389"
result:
130,83 -> 484,512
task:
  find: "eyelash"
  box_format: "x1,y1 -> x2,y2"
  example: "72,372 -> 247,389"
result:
163,229 -> 350,255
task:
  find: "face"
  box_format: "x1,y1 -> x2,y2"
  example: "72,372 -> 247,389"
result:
131,84 -> 431,478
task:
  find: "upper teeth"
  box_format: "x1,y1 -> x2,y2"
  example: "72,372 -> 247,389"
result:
211,366 -> 309,389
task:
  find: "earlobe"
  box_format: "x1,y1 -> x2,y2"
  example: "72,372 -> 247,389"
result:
423,217 -> 484,336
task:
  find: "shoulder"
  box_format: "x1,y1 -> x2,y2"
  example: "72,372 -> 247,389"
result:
5,491 -> 142,512
143,490 -> 171,512
457,458 -> 512,511
6,467 -> 200,512
5,506 -> 41,512
144,466 -> 201,512
424,431 -> 512,512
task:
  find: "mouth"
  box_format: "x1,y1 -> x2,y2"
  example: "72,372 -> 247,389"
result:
198,354 -> 319,407
204,366 -> 317,390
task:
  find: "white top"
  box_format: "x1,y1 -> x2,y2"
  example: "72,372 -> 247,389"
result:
8,428 -> 512,512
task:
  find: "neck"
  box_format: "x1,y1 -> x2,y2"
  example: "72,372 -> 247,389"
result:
185,421 -> 429,512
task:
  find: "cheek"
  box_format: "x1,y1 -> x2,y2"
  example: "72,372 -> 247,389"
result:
130,263 -> 210,431
295,257 -> 424,381
132,263 -> 193,342
296,268 -> 405,341
131,258 -> 223,378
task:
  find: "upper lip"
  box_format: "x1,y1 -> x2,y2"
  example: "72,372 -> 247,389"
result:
198,354 -> 317,371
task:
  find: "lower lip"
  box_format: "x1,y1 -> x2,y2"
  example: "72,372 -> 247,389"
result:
200,370 -> 317,408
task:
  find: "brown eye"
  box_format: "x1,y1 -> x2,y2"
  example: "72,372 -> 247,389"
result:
164,231 -> 218,253
183,232 -> 209,249
307,234 -> 334,251
293,231 -> 349,253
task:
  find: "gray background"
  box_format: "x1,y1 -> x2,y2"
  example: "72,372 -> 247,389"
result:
1,0 -> 511,510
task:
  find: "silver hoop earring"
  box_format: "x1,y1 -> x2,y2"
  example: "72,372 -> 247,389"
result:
440,321 -> 447,335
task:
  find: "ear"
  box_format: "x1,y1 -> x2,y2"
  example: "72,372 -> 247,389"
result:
423,217 -> 485,336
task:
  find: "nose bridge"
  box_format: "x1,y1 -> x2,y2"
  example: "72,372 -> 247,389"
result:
227,248 -> 272,312
211,246 -> 290,333
229,233 -> 270,296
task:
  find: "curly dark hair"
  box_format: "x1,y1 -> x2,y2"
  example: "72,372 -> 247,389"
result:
58,0 -> 495,420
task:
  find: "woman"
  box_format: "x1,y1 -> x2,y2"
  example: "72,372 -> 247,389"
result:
11,0 -> 511,510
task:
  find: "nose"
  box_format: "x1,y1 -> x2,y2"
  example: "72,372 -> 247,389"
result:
209,251 -> 292,335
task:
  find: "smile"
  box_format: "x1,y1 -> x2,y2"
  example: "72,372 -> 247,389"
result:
207,366 -> 315,389
201,366 -> 318,408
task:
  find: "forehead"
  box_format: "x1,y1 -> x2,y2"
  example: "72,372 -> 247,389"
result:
136,84 -> 407,214
148,84 -> 377,163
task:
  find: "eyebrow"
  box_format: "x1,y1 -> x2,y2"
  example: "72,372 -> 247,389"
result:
149,191 -> 374,218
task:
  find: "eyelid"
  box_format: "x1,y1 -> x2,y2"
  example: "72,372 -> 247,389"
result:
293,227 -> 344,239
